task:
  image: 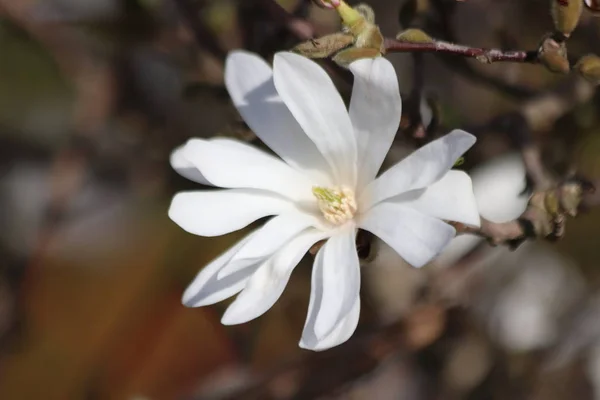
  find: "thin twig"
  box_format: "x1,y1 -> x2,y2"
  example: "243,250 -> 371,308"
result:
384,38 -> 538,64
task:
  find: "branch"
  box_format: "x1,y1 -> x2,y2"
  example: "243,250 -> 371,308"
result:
451,178 -> 595,248
384,37 -> 538,64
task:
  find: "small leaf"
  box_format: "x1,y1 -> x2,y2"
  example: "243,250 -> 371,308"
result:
453,157 -> 465,167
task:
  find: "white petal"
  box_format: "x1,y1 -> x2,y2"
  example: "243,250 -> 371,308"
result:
361,130 -> 476,209
168,189 -> 293,237
184,138 -> 314,201
273,52 -> 357,187
348,57 -> 401,190
221,229 -> 327,325
308,228 -> 361,339
217,211 -> 321,279
300,297 -> 360,351
391,170 -> 480,227
359,202 -> 456,267
225,50 -> 332,184
182,230 -> 262,307
170,144 -> 212,185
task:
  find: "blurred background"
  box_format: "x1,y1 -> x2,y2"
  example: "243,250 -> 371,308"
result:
2,0 -> 600,398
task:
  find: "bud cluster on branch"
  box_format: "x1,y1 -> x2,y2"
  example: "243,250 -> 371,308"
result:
294,0 -> 600,84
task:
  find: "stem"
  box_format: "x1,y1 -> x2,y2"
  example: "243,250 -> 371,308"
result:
384,38 -> 538,64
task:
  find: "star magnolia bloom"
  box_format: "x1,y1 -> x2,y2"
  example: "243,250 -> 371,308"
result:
169,50 -> 480,351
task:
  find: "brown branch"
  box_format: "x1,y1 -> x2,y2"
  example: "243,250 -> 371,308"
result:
384,37 -> 538,64
451,178 -> 595,248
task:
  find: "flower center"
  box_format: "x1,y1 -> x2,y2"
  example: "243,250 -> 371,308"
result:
312,185 -> 357,225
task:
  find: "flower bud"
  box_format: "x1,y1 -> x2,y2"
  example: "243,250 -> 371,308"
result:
395,28 -> 434,44
551,0 -> 583,37
538,36 -> 570,74
293,33 -> 355,59
574,54 -> 600,84
353,3 -> 376,23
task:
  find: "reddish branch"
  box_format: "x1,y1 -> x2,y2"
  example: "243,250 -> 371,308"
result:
384,38 -> 538,64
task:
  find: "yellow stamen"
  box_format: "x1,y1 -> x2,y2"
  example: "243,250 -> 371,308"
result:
312,185 -> 357,225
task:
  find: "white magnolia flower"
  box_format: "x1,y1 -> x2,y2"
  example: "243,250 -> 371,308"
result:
169,50 -> 480,351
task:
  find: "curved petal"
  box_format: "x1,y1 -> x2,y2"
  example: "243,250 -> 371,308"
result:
361,130 -> 476,210
225,50 -> 332,184
218,211 -> 322,279
391,170 -> 480,227
348,57 -> 401,190
359,202 -> 456,267
300,297 -> 360,351
273,52 -> 357,187
170,144 -> 212,185
221,229 -> 328,325
305,228 -> 361,340
184,138 -> 314,201
182,230 -> 262,307
168,189 -> 294,237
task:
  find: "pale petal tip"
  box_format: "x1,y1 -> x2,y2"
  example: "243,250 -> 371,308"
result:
220,310 -> 240,326
181,282 -> 206,308
225,49 -> 258,64
169,144 -> 187,169
181,287 -> 196,307
448,129 -> 477,146
298,337 -> 326,352
221,304 -> 256,326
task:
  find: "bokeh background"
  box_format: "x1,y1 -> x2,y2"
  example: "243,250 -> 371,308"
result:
2,0 -> 600,399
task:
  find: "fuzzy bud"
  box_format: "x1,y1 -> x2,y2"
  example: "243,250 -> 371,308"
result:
353,3 -> 376,23
395,28 -> 434,44
550,0 -> 583,37
538,36 -> 570,74
293,33 -> 355,59
575,54 -> 600,84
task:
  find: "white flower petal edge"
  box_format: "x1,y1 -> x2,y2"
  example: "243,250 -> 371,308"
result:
225,50 -> 332,185
184,138 -> 314,201
221,229 -> 328,325
311,228 -> 361,339
360,129 -> 476,210
170,144 -> 212,186
390,170 -> 481,227
359,203 -> 457,268
273,52 -> 357,187
300,297 -> 360,351
168,189 -> 294,237
182,230 -> 262,307
348,57 -> 401,191
217,212 -> 323,279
